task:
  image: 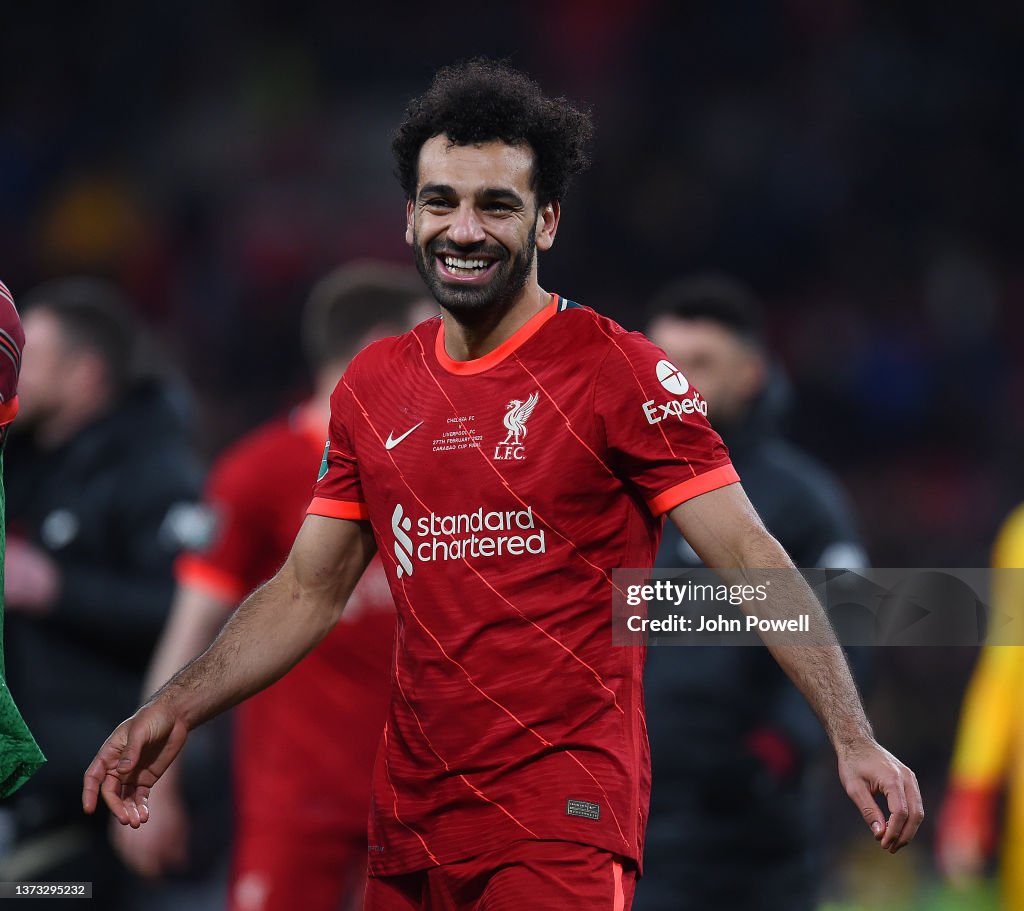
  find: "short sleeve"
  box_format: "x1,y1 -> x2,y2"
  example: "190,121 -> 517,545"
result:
307,373 -> 369,520
174,455 -> 269,604
0,281 -> 24,427
594,326 -> 738,515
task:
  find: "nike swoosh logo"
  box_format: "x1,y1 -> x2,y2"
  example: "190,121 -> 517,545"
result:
385,421 -> 424,450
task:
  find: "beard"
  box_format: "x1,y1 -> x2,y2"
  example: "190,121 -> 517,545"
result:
413,224 -> 536,324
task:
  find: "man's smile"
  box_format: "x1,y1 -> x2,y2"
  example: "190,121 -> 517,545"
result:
435,253 -> 501,283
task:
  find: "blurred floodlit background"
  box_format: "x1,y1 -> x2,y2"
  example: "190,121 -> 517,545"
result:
2,3 -> 1021,908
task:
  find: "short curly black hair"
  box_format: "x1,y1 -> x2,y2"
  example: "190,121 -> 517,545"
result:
393,58 -> 593,207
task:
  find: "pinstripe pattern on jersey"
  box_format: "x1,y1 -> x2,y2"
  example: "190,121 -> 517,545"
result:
348,376 -> 546,845
408,330 -> 632,849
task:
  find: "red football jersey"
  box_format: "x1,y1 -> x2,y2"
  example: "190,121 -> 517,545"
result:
176,407 -> 395,835
308,296 -> 738,875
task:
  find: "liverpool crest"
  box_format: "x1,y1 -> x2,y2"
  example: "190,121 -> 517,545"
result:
493,391 -> 539,461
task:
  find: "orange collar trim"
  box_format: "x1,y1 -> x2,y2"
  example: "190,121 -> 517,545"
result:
434,294 -> 559,376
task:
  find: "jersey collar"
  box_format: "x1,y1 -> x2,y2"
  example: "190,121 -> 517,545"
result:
434,294 -> 559,376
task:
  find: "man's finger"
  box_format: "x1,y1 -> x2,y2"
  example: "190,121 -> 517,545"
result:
82,735 -> 127,813
848,781 -> 886,840
125,794 -> 142,829
881,772 -> 910,851
82,760 -> 104,814
895,769 -> 925,851
100,771 -> 131,825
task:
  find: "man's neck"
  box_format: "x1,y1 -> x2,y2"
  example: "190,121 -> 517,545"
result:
441,282 -> 551,362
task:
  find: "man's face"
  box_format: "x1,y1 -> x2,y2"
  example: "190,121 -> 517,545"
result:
16,309 -> 74,426
406,136 -> 555,319
647,316 -> 765,425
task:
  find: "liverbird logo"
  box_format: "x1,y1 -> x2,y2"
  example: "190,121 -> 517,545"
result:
501,392 -> 540,445
494,391 -> 539,461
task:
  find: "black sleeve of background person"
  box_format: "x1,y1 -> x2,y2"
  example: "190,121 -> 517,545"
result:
757,440 -> 863,567
45,440 -> 203,657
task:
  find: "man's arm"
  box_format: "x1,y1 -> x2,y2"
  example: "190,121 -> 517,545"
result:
82,513 -> 376,827
669,483 -> 925,852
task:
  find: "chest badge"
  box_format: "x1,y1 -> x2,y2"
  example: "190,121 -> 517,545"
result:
493,391 -> 539,461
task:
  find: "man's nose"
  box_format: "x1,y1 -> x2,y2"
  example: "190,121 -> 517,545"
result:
447,204 -> 486,247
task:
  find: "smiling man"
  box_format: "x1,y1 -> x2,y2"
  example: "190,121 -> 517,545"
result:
83,59 -> 923,911
410,139 -> 541,316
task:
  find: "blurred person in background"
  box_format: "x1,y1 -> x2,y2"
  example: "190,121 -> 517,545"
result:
0,278 -> 207,903
0,279 -> 46,798
937,503 -> 1024,910
637,275 -> 868,911
113,262 -> 431,911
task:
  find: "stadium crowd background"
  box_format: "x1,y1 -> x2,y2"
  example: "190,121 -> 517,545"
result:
0,2 -> 1019,908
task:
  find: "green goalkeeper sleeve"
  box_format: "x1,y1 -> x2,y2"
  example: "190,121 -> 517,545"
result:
0,444 -> 46,797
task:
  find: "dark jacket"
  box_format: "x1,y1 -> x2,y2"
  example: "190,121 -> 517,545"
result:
638,372 -> 866,909
3,382 -> 204,826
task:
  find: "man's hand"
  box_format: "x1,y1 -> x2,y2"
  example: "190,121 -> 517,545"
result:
837,738 -> 925,853
110,778 -> 189,877
4,537 -> 60,613
82,516 -> 374,828
82,702 -> 188,827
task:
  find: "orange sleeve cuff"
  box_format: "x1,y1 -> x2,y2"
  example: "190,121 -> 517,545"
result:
306,497 -> 370,520
0,395 -> 19,427
647,463 -> 741,516
174,555 -> 248,604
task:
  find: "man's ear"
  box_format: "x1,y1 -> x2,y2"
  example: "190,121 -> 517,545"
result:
535,200 -> 560,251
405,199 -> 414,246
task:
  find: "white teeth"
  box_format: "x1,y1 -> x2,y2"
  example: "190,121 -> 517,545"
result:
444,257 -> 489,270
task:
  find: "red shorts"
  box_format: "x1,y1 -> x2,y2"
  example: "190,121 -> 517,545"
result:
364,840 -> 636,911
228,826 -> 366,911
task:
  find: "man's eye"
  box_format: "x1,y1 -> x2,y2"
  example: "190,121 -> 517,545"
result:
425,198 -> 452,208
486,203 -> 512,212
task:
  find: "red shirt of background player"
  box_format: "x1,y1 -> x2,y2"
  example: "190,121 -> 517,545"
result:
176,409 -> 394,837
309,297 -> 738,876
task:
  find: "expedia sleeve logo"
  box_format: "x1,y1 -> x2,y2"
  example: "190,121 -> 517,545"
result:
642,360 -> 707,423
656,359 -> 689,394
391,502 -> 546,575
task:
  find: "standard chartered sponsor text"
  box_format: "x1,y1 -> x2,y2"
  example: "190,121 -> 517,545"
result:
397,503 -> 546,565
